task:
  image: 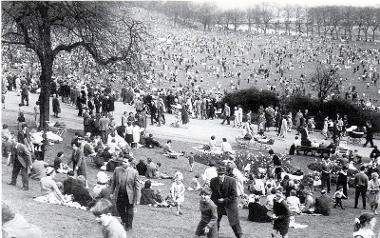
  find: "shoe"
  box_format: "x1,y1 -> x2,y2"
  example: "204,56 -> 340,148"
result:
22,187 -> 29,191
7,182 -> 16,186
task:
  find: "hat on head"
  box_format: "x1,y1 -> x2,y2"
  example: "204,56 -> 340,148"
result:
97,171 -> 109,184
217,166 -> 227,175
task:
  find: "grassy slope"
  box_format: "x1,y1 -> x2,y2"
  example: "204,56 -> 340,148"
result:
2,120 -> 379,238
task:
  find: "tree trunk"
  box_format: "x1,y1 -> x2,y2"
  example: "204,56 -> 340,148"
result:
373,27 -> 378,42
39,58 -> 53,131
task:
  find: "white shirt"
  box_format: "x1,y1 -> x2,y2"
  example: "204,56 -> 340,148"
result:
203,166 -> 217,184
221,141 -> 233,153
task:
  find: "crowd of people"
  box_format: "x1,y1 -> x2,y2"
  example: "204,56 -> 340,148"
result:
2,7 -> 380,238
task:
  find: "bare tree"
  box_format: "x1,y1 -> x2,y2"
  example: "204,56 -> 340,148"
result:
260,3 -> 273,34
283,5 -> 293,35
341,7 -> 355,40
305,9 -> 314,36
311,66 -> 340,104
2,2 -> 146,132
294,6 -> 305,35
196,2 -> 216,31
370,8 -> 380,41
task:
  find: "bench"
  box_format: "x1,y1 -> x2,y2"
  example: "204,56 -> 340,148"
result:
295,146 -> 335,157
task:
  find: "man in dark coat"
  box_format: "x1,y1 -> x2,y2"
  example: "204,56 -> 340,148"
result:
210,166 -> 243,238
8,136 -> 32,190
52,94 -> 61,117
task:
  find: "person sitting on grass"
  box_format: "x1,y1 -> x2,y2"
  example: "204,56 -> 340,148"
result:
302,190 -> 316,214
37,167 -> 66,204
315,190 -> 331,216
208,136 -> 217,151
54,152 -> 69,173
221,138 -> 235,155
90,198 -> 127,238
145,133 -> 161,148
286,189 -> 301,215
162,140 -> 184,158
136,159 -> 147,176
146,158 -> 158,178
248,195 -> 273,223
140,180 -> 158,206
2,203 -> 42,238
63,172 -> 93,208
30,159 -> 49,181
194,187 -> 218,238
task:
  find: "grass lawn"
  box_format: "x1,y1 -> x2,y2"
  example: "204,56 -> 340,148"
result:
2,121 -> 379,238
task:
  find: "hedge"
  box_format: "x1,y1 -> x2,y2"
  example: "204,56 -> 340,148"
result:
222,88 -> 280,113
222,88 -> 380,132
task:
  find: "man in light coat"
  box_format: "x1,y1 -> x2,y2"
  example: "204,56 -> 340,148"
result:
110,158 -> 139,231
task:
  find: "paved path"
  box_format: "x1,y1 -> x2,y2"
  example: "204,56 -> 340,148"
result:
2,91 -> 377,157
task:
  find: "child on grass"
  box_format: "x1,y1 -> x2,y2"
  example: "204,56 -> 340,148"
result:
333,186 -> 346,209
194,188 -> 218,238
90,198 -> 126,238
171,176 -> 185,216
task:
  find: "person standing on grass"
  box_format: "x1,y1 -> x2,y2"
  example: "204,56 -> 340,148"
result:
221,103 -> 231,125
110,158 -> 139,232
194,188 -> 218,238
210,166 -> 243,238
367,172 -> 380,215
363,121 -> 375,148
354,166 -> 369,210
7,136 -> 32,191
52,93 -> 61,118
321,157 -> 332,194
171,175 -> 185,216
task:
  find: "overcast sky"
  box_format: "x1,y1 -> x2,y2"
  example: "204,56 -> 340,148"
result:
192,0 -> 380,9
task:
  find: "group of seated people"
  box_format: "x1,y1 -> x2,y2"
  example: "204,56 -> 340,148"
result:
245,170 -> 333,224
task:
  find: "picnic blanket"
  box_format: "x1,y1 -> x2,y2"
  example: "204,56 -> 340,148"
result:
33,194 -> 87,210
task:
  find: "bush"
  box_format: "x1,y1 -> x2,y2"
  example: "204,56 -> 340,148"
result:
222,88 -> 279,112
222,88 -> 380,132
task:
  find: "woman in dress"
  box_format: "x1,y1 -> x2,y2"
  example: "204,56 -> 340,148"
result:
272,189 -> 290,238
132,122 -> 141,148
38,167 -> 66,204
367,172 -> 380,215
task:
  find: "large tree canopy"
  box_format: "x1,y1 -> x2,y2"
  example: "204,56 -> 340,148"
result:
2,1 -> 146,132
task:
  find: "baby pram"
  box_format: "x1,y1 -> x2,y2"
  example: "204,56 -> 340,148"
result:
346,125 -> 364,145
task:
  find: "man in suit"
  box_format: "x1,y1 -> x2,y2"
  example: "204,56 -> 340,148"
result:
210,166 -> 243,238
110,158 -> 139,231
354,165 -> 369,209
221,103 -> 231,125
8,136 -> 32,190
